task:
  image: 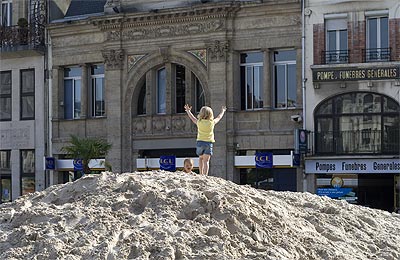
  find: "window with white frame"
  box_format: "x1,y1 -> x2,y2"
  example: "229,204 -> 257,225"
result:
240,52 -> 264,110
64,67 -> 81,119
90,64 -> 105,117
157,67 -> 166,114
20,69 -> 35,120
366,12 -> 389,61
0,0 -> 12,26
325,17 -> 348,63
273,50 -> 297,109
0,71 -> 11,121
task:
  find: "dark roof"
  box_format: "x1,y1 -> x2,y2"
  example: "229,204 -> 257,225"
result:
65,0 -> 106,17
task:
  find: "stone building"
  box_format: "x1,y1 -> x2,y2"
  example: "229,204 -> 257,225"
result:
0,0 -> 47,202
303,0 -> 400,212
48,0 -> 303,191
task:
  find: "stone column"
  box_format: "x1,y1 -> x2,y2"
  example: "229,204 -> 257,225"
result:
102,49 -> 124,173
80,64 -> 88,119
263,49 -> 271,109
206,40 -> 229,179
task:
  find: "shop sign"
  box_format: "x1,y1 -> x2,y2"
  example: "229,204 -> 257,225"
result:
73,159 -> 83,171
305,158 -> 400,174
312,66 -> 399,82
255,152 -> 273,168
295,129 -> 308,154
45,157 -> 56,170
316,188 -> 353,198
159,155 -> 176,171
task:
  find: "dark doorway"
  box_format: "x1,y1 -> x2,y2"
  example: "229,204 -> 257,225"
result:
358,174 -> 394,211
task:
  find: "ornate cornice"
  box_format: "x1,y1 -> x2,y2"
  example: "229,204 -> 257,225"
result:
102,49 -> 124,70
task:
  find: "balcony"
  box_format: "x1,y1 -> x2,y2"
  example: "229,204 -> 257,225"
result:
321,50 -> 349,64
363,48 -> 391,62
308,129 -> 399,155
0,24 -> 45,55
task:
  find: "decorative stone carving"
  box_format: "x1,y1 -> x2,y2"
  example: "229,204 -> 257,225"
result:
102,49 -> 124,70
153,118 -> 166,132
106,20 -> 224,41
128,54 -> 147,71
207,40 -> 229,62
133,118 -> 147,133
188,49 -> 207,67
172,117 -> 186,131
160,47 -> 170,62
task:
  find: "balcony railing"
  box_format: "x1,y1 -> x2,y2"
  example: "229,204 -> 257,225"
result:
309,129 -> 399,155
0,24 -> 45,52
321,50 -> 349,64
362,48 -> 391,62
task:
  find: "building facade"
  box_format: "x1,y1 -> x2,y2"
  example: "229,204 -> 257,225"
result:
47,0 -> 303,191
303,0 -> 400,212
0,0 -> 47,202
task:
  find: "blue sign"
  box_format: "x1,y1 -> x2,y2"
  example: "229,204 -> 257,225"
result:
292,153 -> 300,166
160,155 -> 176,171
255,152 -> 273,168
73,159 -> 83,171
45,157 -> 56,170
316,188 -> 352,198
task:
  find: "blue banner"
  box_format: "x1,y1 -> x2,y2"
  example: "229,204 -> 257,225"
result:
73,159 -> 83,171
160,155 -> 176,171
255,152 -> 273,168
45,157 -> 56,170
316,188 -> 352,198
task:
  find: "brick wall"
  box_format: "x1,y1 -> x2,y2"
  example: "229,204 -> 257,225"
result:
390,18 -> 400,61
313,24 -> 324,65
348,21 -> 365,63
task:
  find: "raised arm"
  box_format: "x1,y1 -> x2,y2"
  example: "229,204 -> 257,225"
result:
214,106 -> 227,124
184,104 -> 197,124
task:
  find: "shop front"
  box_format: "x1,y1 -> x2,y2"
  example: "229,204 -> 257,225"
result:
306,158 -> 400,212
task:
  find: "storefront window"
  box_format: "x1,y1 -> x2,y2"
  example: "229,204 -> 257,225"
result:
315,92 -> 399,155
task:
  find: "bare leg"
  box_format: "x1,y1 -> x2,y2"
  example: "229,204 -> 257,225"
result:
202,154 -> 211,175
198,155 -> 203,175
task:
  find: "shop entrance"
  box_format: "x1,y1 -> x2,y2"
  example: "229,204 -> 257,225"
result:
358,174 -> 394,212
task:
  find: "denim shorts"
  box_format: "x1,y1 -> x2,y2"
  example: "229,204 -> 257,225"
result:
196,141 -> 213,156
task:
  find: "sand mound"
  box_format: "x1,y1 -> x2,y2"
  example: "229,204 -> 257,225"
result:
1,171 -> 400,260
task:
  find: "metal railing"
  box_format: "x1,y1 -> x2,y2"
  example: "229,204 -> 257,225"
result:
309,129 -> 399,155
362,48 -> 391,62
321,50 -> 349,64
0,24 -> 45,51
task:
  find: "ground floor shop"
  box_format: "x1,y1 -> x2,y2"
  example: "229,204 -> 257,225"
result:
305,158 -> 400,212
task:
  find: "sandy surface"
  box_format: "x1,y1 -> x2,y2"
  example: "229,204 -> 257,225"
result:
1,171 -> 400,260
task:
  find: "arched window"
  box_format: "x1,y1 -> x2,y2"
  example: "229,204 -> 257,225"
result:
314,92 -> 399,155
133,63 -> 205,116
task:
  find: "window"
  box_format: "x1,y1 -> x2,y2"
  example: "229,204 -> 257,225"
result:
157,67 -> 166,114
0,150 -> 11,203
175,64 -> 186,113
325,18 -> 348,63
20,69 -> 35,120
0,0 -> 12,26
240,52 -> 264,110
0,150 -> 10,170
20,150 -> 35,195
64,67 -> 81,119
366,15 -> 389,61
273,50 -> 297,108
90,65 -> 105,117
195,77 -> 205,112
137,82 -> 146,115
315,92 -> 399,155
0,71 -> 11,121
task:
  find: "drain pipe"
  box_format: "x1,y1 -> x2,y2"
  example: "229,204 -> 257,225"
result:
301,0 -> 307,193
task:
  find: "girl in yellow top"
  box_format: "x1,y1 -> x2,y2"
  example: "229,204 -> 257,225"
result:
184,104 -> 226,175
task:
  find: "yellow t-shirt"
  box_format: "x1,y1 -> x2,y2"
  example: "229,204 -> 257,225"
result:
197,119 -> 215,142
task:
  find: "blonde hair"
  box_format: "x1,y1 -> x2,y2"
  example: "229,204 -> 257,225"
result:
197,106 -> 214,120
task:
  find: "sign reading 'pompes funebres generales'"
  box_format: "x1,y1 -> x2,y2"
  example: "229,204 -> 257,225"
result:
312,67 -> 399,82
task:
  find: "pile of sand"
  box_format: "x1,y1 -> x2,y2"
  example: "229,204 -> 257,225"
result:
1,171 -> 400,260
